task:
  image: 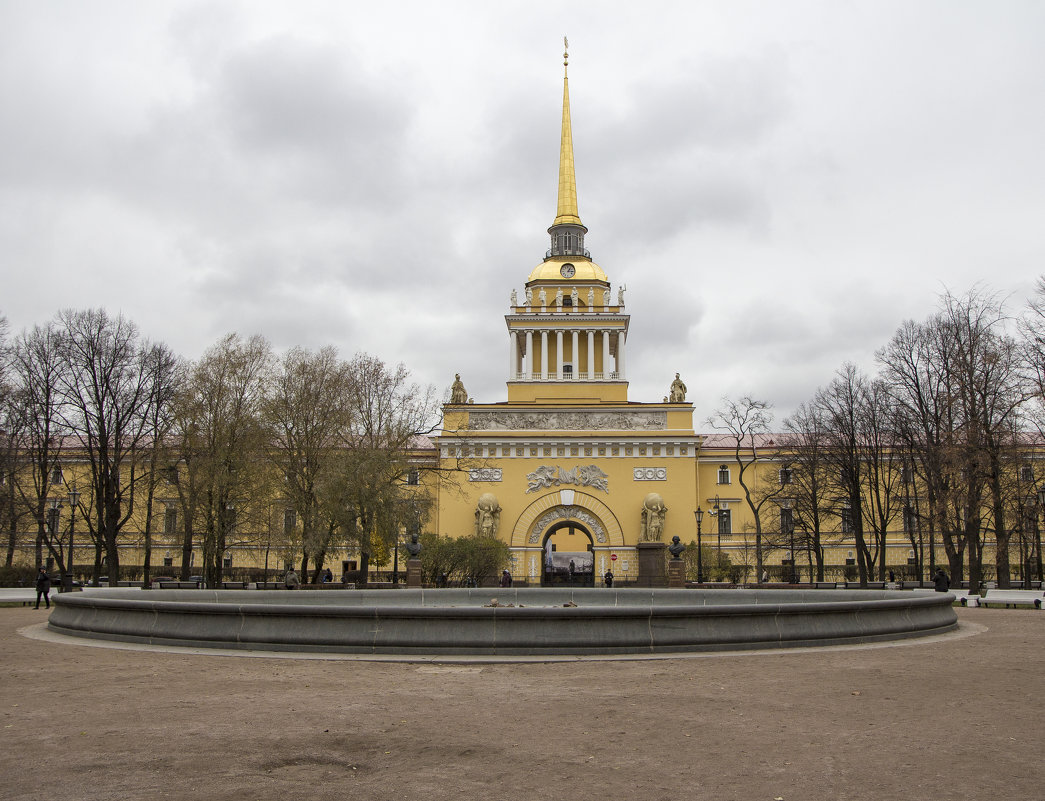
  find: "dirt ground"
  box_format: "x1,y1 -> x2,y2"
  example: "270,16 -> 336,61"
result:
1,606 -> 1043,801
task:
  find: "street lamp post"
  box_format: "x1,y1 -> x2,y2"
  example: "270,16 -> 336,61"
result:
694,508 -> 704,584
65,486 -> 80,592
1036,487 -> 1045,585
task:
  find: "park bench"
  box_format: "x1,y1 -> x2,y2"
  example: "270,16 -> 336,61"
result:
813,582 -> 840,589
255,582 -> 284,589
157,581 -> 200,589
116,581 -> 145,587
911,587 -> 980,606
220,581 -> 247,589
978,589 -> 1045,609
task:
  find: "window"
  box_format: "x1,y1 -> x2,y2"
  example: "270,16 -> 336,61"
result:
407,469 -> 419,486
840,507 -> 853,534
563,296 -> 573,308
162,556 -> 173,567
284,509 -> 297,537
903,505 -> 917,535
717,465 -> 730,485
164,506 -> 178,535
50,466 -> 63,486
780,507 -> 794,535
563,364 -> 573,375
779,467 -> 792,486
717,509 -> 732,536
225,505 -> 237,535
1020,465 -> 1034,482
164,466 -> 179,485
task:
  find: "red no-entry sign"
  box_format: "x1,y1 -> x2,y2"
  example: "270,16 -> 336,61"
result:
610,554 -> 618,561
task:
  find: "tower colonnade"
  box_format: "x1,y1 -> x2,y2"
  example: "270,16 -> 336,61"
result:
508,324 -> 626,381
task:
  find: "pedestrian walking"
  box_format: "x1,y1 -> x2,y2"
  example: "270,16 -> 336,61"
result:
499,569 -> 512,588
604,570 -> 614,588
35,568 -> 51,610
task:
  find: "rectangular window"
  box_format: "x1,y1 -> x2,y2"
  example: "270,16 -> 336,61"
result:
841,507 -> 853,534
779,467 -> 792,486
1020,465 -> 1034,482
718,509 -> 732,536
51,466 -> 63,486
284,509 -> 297,537
164,506 -> 178,535
164,466 -> 179,485
718,466 -> 730,485
903,505 -> 917,535
780,507 -> 794,535
407,469 -> 419,486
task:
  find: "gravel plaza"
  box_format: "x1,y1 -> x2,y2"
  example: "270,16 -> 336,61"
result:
2,605 -> 1042,801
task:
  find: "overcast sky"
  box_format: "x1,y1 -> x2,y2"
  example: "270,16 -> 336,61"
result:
2,1 -> 1043,429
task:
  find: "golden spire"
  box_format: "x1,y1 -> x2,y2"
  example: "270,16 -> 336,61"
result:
553,35 -> 583,227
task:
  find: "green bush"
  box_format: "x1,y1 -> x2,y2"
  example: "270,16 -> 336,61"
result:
419,532 -> 510,586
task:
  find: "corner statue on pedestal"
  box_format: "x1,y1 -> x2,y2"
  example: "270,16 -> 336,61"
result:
475,493 -> 502,538
450,374 -> 468,404
669,372 -> 687,403
639,492 -> 668,542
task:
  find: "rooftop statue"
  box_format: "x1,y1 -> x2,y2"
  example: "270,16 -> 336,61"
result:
450,373 -> 468,404
669,372 -> 687,403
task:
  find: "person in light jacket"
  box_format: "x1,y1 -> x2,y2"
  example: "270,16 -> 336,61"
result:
284,569 -> 300,590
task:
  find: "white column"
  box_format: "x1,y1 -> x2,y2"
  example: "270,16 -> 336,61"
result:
540,330 -> 548,379
525,330 -> 533,379
571,330 -> 579,379
586,330 -> 595,380
617,331 -> 626,378
556,330 -> 563,379
602,330 -> 610,379
509,331 -> 518,379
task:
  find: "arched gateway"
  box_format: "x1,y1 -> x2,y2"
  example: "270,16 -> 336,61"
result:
508,489 -> 625,585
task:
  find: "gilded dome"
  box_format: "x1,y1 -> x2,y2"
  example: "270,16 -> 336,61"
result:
527,256 -> 608,284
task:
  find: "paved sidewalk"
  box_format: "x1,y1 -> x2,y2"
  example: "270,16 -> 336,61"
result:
2,606 -> 1043,800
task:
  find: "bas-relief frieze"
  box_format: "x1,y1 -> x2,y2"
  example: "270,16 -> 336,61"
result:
468,468 -> 503,482
466,410 -> 667,431
526,464 -> 609,493
529,506 -> 607,544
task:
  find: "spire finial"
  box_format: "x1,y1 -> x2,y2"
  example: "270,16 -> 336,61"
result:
552,37 -> 582,227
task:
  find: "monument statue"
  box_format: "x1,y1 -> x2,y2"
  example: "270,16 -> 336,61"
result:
588,288 -> 594,308
405,531 -> 421,557
475,493 -> 502,538
526,287 -> 533,306
617,284 -> 627,305
668,535 -> 686,560
510,288 -> 518,306
639,492 -> 667,542
539,288 -> 547,307
556,288 -> 564,307
571,287 -> 579,307
450,373 -> 468,404
669,372 -> 687,403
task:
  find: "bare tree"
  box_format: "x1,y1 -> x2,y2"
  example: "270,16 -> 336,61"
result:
319,354 -> 439,582
171,333 -> 272,587
706,396 -> 781,582
8,323 -> 69,575
779,401 -> 837,581
263,346 -> 353,582
57,310 -> 179,584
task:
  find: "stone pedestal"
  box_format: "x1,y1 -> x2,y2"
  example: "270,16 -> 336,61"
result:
667,559 -> 686,588
406,558 -> 422,588
636,542 -> 668,588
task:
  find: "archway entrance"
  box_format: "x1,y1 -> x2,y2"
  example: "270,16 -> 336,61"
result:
541,521 -> 595,587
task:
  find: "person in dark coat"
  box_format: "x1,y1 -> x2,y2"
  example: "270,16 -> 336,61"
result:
35,568 -> 52,609
499,570 -> 512,588
604,570 -> 614,588
933,568 -> 950,592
